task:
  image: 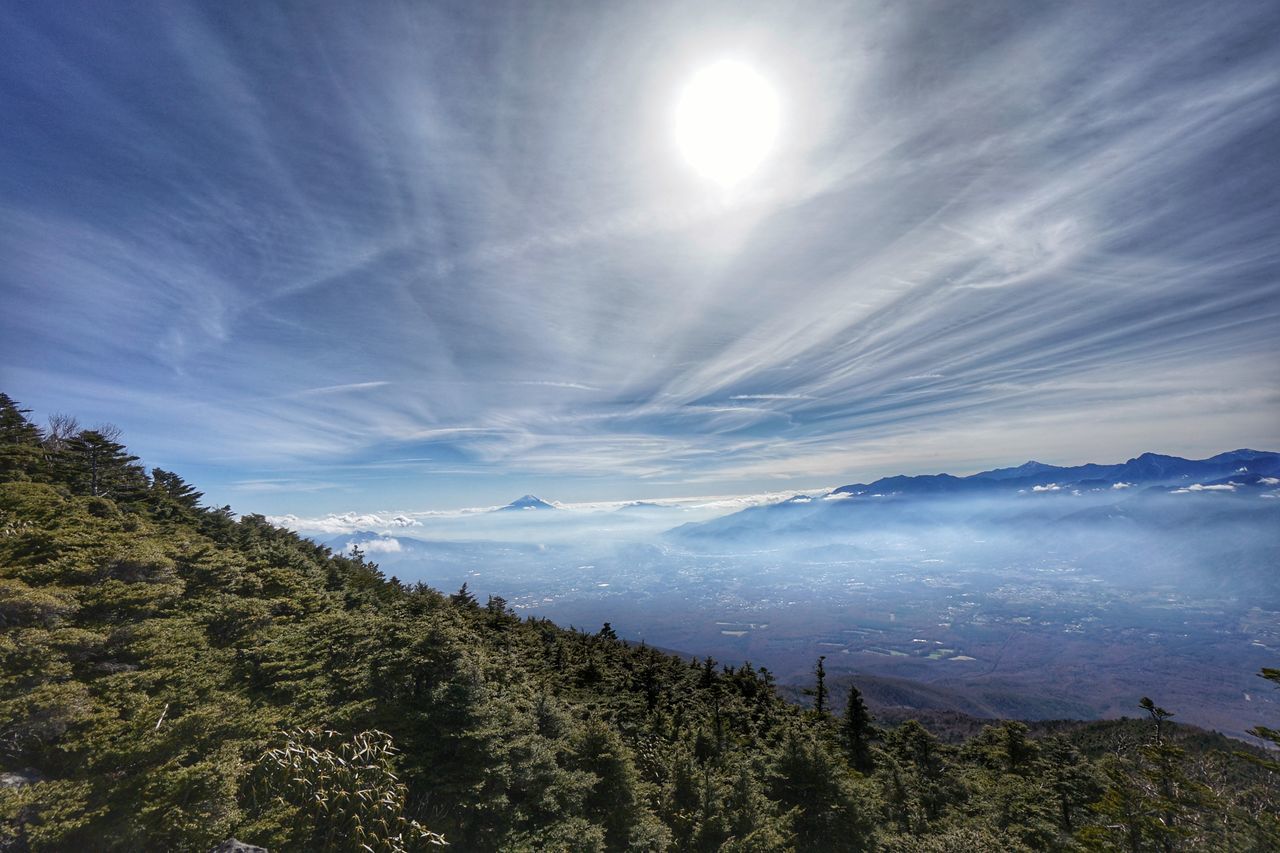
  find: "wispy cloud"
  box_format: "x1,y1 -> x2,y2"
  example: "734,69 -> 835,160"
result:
729,394 -> 813,401
290,381 -> 391,398
2,0 -> 1277,515
230,479 -> 342,493
510,381 -> 602,392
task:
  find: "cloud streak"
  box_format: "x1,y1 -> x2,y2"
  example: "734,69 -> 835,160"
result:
2,0 -> 1277,515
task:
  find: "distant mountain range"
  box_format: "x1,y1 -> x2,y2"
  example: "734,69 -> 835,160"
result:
318,450 -> 1279,555
830,449 -> 1279,497
669,449 -> 1280,543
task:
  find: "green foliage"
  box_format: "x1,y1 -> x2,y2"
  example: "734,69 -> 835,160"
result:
806,655 -> 828,717
54,428 -> 147,500
0,393 -> 1276,851
841,685 -> 876,774
768,728 -> 875,851
0,394 -> 44,483
568,718 -> 668,851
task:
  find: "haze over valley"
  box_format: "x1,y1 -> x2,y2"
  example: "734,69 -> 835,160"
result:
279,449 -> 1280,740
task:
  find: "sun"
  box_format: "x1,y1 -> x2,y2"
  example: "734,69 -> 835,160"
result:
673,60 -> 781,186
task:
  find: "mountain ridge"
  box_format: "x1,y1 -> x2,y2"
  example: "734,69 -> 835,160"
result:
833,448 -> 1279,496
669,448 -> 1280,545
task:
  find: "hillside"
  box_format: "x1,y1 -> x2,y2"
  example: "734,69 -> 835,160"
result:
1,393 -> 1278,852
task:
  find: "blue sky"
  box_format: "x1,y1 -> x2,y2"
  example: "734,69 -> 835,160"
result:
2,0 -> 1278,515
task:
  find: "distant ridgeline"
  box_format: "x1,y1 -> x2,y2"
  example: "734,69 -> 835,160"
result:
1,392 -> 1277,852
669,448 -> 1280,549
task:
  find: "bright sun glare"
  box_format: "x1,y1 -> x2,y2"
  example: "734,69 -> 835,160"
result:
673,60 -> 780,186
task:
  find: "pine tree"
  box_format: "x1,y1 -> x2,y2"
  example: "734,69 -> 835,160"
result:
56,427 -> 146,499
768,728 -> 874,852
663,753 -> 701,849
721,762 -> 795,851
1084,700 -> 1215,852
882,720 -> 954,827
1038,736 -> 1099,834
568,719 -> 664,851
1140,697 -> 1174,746
841,684 -> 875,773
148,468 -> 203,520
0,394 -> 44,483
450,582 -> 478,608
807,656 -> 828,716
1083,757 -> 1161,853
1141,697 -> 1186,853
700,656 -> 718,689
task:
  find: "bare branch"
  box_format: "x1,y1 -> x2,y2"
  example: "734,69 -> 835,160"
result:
95,423 -> 123,441
44,413 -> 80,450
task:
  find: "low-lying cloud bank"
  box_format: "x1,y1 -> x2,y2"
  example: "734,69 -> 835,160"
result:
266,487 -> 833,536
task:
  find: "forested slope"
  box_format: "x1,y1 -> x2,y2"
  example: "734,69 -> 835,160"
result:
1,393 -> 1276,852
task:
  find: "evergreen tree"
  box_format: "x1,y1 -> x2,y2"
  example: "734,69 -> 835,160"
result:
1082,700 -> 1217,852
663,753 -> 702,849
721,762 -> 795,852
1038,736 -> 1099,834
700,655 -> 718,689
0,394 -> 43,483
1139,697 -> 1202,853
1082,757 -> 1161,853
568,719 -> 666,851
1141,696 -> 1174,746
56,427 -> 146,499
449,582 -> 478,609
882,720 -> 955,829
807,655 -> 828,716
841,684 -> 876,773
768,728 -> 875,852
148,468 -> 203,520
